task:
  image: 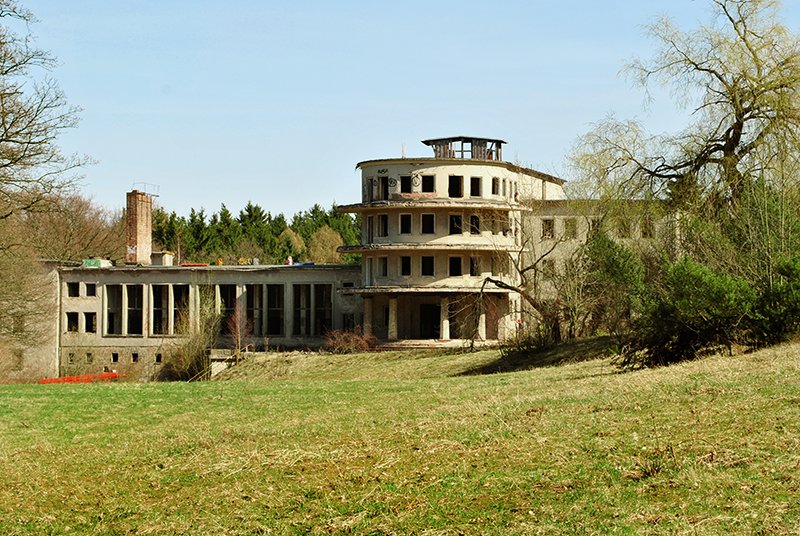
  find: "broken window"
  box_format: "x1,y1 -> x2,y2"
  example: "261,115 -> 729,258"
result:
84,312 -> 97,334
470,215 -> 480,235
400,256 -> 411,276
449,257 -> 463,277
470,256 -> 482,277
85,283 -> 96,297
152,285 -> 169,335
421,256 -> 435,276
67,282 -> 79,297
219,284 -> 237,336
422,175 -> 435,193
314,284 -> 332,336
449,215 -> 462,235
400,175 -> 412,193
400,214 -> 412,235
246,284 -> 263,337
66,312 -> 79,333
174,285 -> 189,333
448,176 -> 463,198
293,284 -> 311,336
266,284 -> 284,336
470,177 -> 481,197
542,219 -> 555,239
378,214 -> 389,237
127,285 -> 144,335
421,214 -> 435,234
106,284 -> 122,335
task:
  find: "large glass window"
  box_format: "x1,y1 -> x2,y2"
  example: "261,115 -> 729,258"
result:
106,284 -> 122,335
126,285 -> 143,335
293,284 -> 311,336
266,284 -> 284,336
152,285 -> 169,335
219,285 -> 237,336
246,284 -> 263,337
314,284 -> 332,336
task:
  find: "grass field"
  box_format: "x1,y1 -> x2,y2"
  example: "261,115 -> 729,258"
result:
1,342 -> 799,535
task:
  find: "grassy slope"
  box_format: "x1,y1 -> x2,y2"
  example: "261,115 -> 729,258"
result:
1,342 -> 799,535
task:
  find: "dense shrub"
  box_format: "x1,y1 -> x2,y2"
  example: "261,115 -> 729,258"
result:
324,328 -> 377,354
619,257 -> 757,368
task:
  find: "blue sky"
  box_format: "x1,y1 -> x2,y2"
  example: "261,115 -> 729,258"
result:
20,0 -> 800,217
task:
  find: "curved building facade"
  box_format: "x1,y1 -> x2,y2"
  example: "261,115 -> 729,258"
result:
338,136 -> 564,343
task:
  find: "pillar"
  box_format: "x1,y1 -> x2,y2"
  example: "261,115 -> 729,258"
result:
363,296 -> 374,336
440,296 -> 450,340
478,303 -> 486,341
388,297 -> 398,340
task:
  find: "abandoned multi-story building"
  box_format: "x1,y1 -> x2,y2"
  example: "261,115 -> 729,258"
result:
9,136 -> 573,382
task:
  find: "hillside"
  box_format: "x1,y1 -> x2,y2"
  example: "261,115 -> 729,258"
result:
1,342 -> 799,535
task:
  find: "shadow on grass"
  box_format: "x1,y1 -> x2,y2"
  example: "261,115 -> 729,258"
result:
455,336 -> 618,376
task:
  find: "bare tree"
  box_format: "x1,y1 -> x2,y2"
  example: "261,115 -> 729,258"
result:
0,2 -> 90,231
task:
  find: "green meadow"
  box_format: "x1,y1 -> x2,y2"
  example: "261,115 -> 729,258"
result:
1,344 -> 799,535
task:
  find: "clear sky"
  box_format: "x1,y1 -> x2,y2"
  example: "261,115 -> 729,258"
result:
20,0 -> 800,217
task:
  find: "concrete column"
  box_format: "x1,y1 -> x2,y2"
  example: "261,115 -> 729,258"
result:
286,284 -> 294,337
440,296 -> 450,340
363,296 -> 374,336
478,302 -> 486,340
388,297 -> 398,340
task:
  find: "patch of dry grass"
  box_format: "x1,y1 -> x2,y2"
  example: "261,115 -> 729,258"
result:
1,343 -> 800,534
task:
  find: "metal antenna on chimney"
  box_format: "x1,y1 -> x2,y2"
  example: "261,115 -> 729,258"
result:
131,182 -> 160,197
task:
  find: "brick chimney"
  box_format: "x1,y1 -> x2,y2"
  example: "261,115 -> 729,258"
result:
126,190 -> 152,265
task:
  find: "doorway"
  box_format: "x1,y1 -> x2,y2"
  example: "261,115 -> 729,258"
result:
419,304 -> 441,339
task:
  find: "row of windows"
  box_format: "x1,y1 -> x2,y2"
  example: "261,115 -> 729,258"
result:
65,351 -> 152,365
369,213 -> 516,238
369,255 -> 506,278
539,217 -> 655,240
368,175 -> 519,201
65,282 -> 337,338
66,282 -> 97,298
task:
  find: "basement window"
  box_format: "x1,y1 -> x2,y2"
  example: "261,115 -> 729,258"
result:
131,353 -> 139,363
111,353 -> 119,363
155,353 -> 162,364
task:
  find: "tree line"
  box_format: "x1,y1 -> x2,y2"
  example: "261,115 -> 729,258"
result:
152,202 -> 361,266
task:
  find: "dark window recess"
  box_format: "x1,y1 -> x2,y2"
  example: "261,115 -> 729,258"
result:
542,219 -> 555,239
246,284 -> 263,337
66,312 -> 79,332
293,284 -> 311,336
155,353 -> 162,363
470,177 -> 481,197
219,284 -> 237,336
84,312 -> 97,333
383,307 -> 390,327
152,284 -> 168,335
449,257 -> 463,277
67,282 -> 79,297
400,175 -> 412,193
111,353 -> 119,363
132,353 -> 139,363
68,353 -> 75,364
470,215 -> 480,235
421,214 -> 435,234
378,214 -> 389,237
401,256 -> 411,276
421,256 -> 435,276
378,176 -> 389,200
127,285 -> 144,335
106,286 -> 122,334
174,285 -> 189,333
266,284 -> 284,336
449,215 -> 462,235
85,283 -> 96,297
342,282 -> 354,288
400,214 -> 412,234
343,313 -> 356,330
492,177 -> 499,195
449,176 -> 463,198
86,353 -> 93,364
470,257 -> 482,277
421,175 -> 435,193
378,257 -> 388,277
313,284 -> 332,336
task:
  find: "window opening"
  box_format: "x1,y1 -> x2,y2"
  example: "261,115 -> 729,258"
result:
470,177 -> 481,197
400,214 -> 412,235
400,175 -> 412,193
84,312 -> 97,333
448,176 -> 463,198
449,257 -> 463,277
421,175 -> 435,193
421,256 -> 435,276
266,284 -> 285,336
400,256 -> 411,276
67,282 -> 79,297
470,215 -> 480,235
421,214 -> 435,234
449,215 -> 462,235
